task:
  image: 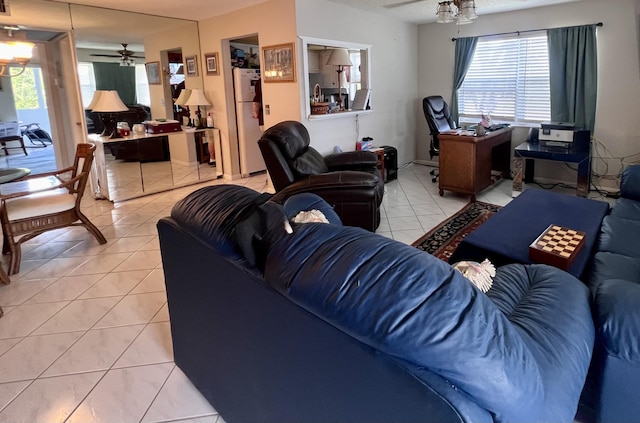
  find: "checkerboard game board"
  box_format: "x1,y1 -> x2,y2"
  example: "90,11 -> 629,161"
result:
528,224 -> 586,271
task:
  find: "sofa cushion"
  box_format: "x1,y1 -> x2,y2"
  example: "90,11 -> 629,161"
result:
170,185 -> 270,260
291,148 -> 329,177
263,119 -> 322,164
593,278 -> 640,362
263,223 -> 593,423
589,252 -> 640,287
609,197 -> 640,221
598,215 -> 640,258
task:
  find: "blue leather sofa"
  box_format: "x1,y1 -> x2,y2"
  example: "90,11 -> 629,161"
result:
158,185 -> 595,423
584,164 -> 640,423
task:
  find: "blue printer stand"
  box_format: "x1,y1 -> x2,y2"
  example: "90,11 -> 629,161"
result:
512,135 -> 591,197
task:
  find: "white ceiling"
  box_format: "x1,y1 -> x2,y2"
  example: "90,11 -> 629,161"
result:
53,0 -> 581,24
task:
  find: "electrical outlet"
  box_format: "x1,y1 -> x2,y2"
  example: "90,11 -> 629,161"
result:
265,105 -> 270,115
161,99 -> 165,107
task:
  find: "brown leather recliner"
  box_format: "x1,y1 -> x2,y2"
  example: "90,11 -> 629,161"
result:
258,121 -> 384,232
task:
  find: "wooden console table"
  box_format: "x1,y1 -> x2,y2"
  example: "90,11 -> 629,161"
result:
438,127 -> 513,201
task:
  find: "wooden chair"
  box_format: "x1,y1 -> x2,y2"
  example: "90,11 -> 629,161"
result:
0,143 -> 107,275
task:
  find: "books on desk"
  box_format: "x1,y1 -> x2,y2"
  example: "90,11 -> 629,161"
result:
442,129 -> 476,136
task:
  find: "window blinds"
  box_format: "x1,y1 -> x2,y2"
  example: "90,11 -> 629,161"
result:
77,63 -> 97,108
458,31 -> 550,123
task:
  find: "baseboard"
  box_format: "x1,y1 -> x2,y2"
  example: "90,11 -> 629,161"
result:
413,159 -> 438,167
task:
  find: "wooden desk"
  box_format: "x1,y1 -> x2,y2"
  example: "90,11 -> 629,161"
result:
438,127 -> 513,201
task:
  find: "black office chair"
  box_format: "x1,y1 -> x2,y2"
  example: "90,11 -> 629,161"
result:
422,96 -> 456,183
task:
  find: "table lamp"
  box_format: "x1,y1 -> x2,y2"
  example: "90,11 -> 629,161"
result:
326,48 -> 352,111
184,89 -> 211,129
90,90 -> 128,138
86,90 -> 108,135
174,88 -> 192,126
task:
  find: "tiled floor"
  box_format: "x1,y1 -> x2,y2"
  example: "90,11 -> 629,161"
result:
0,164 -> 608,422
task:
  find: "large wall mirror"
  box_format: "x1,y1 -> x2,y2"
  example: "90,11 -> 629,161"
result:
300,36 -> 372,120
1,0 -> 219,200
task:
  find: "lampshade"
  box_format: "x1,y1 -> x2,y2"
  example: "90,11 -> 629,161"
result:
175,89 -> 192,106
0,34 -> 35,77
437,0 -> 477,24
90,90 -> 128,112
459,1 -> 478,20
436,2 -> 454,23
326,49 -> 353,67
184,89 -> 210,107
86,90 -> 108,110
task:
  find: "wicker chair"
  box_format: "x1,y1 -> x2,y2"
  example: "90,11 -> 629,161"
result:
0,143 -> 107,275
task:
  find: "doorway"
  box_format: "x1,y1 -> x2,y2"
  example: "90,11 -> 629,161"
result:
228,34 -> 265,178
1,64 -> 56,174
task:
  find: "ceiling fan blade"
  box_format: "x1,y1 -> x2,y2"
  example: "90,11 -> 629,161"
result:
90,53 -> 121,57
383,0 -> 425,9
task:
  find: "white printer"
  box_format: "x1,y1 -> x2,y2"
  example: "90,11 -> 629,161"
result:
539,122 -> 575,147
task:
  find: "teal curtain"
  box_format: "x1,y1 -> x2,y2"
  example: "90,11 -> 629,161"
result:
547,24 -> 598,133
451,37 -> 478,126
93,62 -> 136,105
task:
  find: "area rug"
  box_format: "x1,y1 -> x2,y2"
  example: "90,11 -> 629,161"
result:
412,201 -> 502,262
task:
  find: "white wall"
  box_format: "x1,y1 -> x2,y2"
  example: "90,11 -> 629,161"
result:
199,0 -> 298,179
296,0 -> 419,166
418,0 -> 640,189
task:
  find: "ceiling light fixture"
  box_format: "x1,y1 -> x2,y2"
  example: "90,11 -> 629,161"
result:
119,56 -> 135,67
436,0 -> 477,25
0,28 -> 34,78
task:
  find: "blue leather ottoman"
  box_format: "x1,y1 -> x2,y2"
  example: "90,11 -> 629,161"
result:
449,189 -> 609,278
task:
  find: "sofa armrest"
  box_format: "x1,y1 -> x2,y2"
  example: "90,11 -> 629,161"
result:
272,171 -> 380,201
621,165 -> 640,201
325,150 -> 378,171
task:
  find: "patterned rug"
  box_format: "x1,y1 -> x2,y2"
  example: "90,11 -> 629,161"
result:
412,201 -> 502,262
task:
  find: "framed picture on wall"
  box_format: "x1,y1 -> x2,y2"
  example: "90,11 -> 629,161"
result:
145,62 -> 161,85
262,43 -> 296,83
185,55 -> 198,76
204,52 -> 219,76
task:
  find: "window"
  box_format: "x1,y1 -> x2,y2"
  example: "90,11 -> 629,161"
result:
78,62 -> 151,107
77,62 -> 96,108
11,67 -> 40,110
301,36 -> 372,119
135,64 -> 151,106
347,50 -> 361,102
458,32 -> 550,124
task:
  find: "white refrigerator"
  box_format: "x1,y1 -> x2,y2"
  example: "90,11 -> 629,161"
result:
234,68 -> 266,176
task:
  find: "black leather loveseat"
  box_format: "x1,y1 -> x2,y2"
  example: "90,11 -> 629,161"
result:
158,184 -> 596,423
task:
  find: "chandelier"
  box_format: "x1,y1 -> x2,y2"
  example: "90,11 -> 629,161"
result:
436,0 -> 478,25
0,27 -> 34,78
